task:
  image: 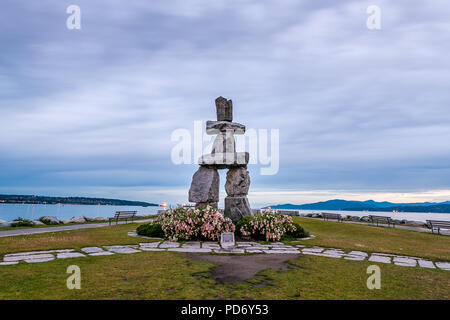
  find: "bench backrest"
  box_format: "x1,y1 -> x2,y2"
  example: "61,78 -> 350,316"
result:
114,211 -> 137,218
426,220 -> 450,228
322,212 -> 341,218
369,215 -> 392,222
276,210 -> 299,216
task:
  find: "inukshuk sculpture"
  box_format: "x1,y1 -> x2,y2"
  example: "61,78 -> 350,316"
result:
188,97 -> 252,222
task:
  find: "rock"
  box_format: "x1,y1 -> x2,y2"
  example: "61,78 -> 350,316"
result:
39,216 -> 61,225
94,217 -> 105,221
360,216 -> 370,222
215,96 -> 233,122
224,196 -> 252,222
198,152 -> 249,167
0,219 -> 12,228
70,217 -> 86,223
351,216 -> 360,221
188,166 -> 220,204
206,121 -> 245,135
32,220 -> 45,226
225,167 -> 250,196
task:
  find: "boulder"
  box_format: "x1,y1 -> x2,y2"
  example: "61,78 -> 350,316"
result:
70,217 -> 86,223
360,216 -> 370,222
32,220 -> 45,226
188,166 -> 220,204
225,167 -> 250,196
39,216 -> 61,225
224,196 -> 252,222
0,219 -> 12,228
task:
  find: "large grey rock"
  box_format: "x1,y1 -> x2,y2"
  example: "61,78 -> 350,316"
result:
0,219 -> 12,228
215,96 -> 233,122
32,220 -> 45,226
188,166 -> 220,204
224,196 -> 252,222
225,167 -> 250,196
70,217 -> 86,223
39,216 -> 61,225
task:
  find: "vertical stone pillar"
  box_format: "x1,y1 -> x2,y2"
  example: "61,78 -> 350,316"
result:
224,167 -> 252,222
188,166 -> 219,208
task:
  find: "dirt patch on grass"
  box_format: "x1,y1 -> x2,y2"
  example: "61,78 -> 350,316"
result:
184,253 -> 300,283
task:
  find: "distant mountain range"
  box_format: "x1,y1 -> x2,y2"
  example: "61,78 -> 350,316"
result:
0,194 -> 158,207
268,199 -> 450,213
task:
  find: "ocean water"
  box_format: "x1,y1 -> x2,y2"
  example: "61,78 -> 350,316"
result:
0,203 -> 161,222
295,209 -> 450,223
1,204 -> 449,223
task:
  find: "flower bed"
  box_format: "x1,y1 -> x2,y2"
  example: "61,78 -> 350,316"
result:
147,206 -> 235,242
137,208 -> 308,242
237,212 -> 309,241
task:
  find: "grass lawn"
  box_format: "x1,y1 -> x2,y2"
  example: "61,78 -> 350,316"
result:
0,220 -> 449,300
291,217 -> 450,261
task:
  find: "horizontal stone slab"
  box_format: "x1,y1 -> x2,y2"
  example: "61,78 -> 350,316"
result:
368,255 -> 391,264
206,121 -> 245,134
198,152 -> 249,167
25,257 -> 55,263
168,248 -> 212,253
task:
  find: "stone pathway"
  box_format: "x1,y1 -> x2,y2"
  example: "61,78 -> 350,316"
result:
1,237 -> 449,271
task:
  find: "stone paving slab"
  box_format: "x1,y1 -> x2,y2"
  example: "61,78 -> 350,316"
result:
344,255 -> 367,261
57,252 -> 86,259
418,260 -> 435,269
25,257 -> 55,263
139,248 -> 166,252
435,262 -> 450,270
264,249 -> 299,254
89,251 -> 115,256
159,241 -> 181,249
368,255 -> 391,264
4,253 -> 55,262
168,248 -> 212,253
81,247 -> 105,253
139,242 -> 161,248
106,248 -> 141,254
393,257 -> 417,267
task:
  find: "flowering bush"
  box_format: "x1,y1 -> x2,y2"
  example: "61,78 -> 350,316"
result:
157,206 -> 235,241
238,212 -> 298,241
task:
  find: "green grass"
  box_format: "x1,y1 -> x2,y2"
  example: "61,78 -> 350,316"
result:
0,219 -> 449,300
290,217 -> 450,261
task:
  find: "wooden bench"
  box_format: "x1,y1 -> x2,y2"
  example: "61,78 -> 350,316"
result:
427,220 -> 450,234
322,212 -> 343,222
369,215 -> 395,228
109,211 -> 137,225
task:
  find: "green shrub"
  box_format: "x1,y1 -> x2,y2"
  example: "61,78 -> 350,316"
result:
136,223 -> 165,238
11,217 -> 34,227
235,216 -> 253,236
284,222 -> 309,239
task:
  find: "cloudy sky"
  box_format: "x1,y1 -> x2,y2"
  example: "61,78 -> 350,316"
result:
1,0 -> 450,207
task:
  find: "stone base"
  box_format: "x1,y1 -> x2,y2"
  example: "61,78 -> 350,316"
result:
224,196 -> 252,223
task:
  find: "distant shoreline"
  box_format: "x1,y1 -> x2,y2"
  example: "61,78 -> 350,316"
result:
0,194 -> 158,207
